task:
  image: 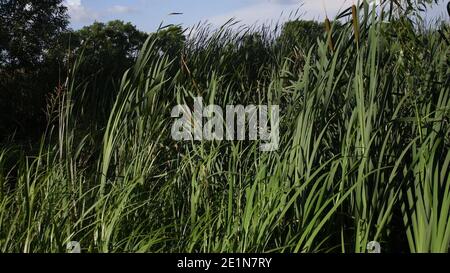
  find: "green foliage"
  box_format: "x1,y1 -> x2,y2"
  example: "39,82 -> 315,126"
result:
0,0 -> 68,68
66,20 -> 148,122
278,20 -> 331,52
0,0 -> 69,141
152,25 -> 185,58
382,0 -> 441,17
0,1 -> 449,253
73,20 -> 148,76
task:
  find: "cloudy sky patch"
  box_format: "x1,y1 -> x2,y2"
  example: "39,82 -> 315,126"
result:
65,0 -> 98,23
64,0 -> 449,32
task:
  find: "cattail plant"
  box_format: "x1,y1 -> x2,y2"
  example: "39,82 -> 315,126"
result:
325,17 -> 335,52
323,1 -> 335,52
352,3 -> 360,45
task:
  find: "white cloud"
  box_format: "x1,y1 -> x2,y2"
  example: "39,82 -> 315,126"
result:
108,5 -> 137,14
65,0 -> 98,23
207,3 -> 292,27
269,0 -> 301,5
207,0 -> 350,27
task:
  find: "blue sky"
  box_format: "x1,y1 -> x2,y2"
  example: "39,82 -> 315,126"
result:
65,0 -> 449,32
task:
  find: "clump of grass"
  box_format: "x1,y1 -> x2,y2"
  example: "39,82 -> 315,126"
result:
0,1 -> 449,253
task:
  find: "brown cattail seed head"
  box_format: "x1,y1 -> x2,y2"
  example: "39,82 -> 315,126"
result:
352,4 -> 360,45
325,17 -> 335,52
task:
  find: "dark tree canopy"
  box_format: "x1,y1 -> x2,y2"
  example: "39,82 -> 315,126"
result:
73,20 -> 148,76
278,20 -> 327,50
0,0 -> 69,68
64,21 -> 149,122
152,25 -> 185,58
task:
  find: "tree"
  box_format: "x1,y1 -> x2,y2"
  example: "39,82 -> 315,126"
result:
152,25 -> 185,59
151,25 -> 185,82
278,20 -> 327,51
0,0 -> 69,141
73,20 -> 148,76
0,0 -> 69,68
68,20 -> 148,121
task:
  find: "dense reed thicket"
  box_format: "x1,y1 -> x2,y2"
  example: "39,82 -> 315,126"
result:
0,2 -> 449,253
